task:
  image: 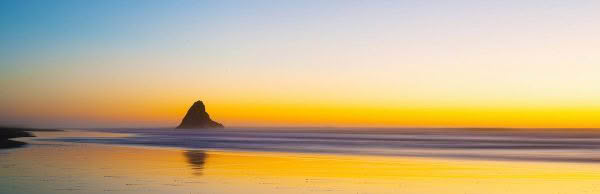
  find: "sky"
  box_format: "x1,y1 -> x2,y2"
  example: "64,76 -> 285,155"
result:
1,0 -> 600,128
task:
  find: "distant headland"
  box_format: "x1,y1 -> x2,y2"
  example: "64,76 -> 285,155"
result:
176,100 -> 224,129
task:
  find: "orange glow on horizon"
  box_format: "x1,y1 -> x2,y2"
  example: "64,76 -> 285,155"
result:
6,94 -> 600,128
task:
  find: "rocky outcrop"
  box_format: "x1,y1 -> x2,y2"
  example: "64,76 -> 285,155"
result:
0,127 -> 34,149
176,101 -> 224,129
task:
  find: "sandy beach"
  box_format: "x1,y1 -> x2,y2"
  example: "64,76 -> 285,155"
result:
2,130 -> 600,194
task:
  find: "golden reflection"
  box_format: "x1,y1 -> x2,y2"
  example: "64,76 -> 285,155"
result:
199,151 -> 600,179
4,133 -> 600,194
184,150 -> 207,176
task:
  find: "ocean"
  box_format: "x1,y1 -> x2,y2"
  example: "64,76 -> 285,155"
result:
47,127 -> 600,163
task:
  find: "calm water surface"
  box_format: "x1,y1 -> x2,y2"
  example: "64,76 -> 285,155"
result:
2,129 -> 600,193
52,128 -> 600,162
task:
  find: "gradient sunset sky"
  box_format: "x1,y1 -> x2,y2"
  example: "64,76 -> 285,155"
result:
1,0 -> 600,128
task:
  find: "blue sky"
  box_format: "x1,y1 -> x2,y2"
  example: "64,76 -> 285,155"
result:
2,0 -> 600,128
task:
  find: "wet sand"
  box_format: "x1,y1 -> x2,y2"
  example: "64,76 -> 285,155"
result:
2,130 -> 600,194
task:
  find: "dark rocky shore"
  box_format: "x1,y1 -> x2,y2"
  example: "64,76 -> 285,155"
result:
0,127 -> 60,149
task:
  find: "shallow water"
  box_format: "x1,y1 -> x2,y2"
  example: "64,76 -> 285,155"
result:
2,130 -> 600,193
49,128 -> 600,163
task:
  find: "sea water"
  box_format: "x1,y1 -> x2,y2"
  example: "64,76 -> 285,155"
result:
48,128 -> 600,163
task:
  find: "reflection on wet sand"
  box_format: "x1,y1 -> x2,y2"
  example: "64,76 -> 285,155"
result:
184,150 -> 207,175
3,130 -> 600,194
0,139 -> 27,149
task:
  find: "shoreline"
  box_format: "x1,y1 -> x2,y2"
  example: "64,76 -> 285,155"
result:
17,129 -> 596,166
4,130 -> 600,194
14,130 -> 600,169
0,127 -> 62,149
36,128 -> 600,164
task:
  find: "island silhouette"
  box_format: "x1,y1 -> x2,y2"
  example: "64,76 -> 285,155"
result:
176,100 -> 224,129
